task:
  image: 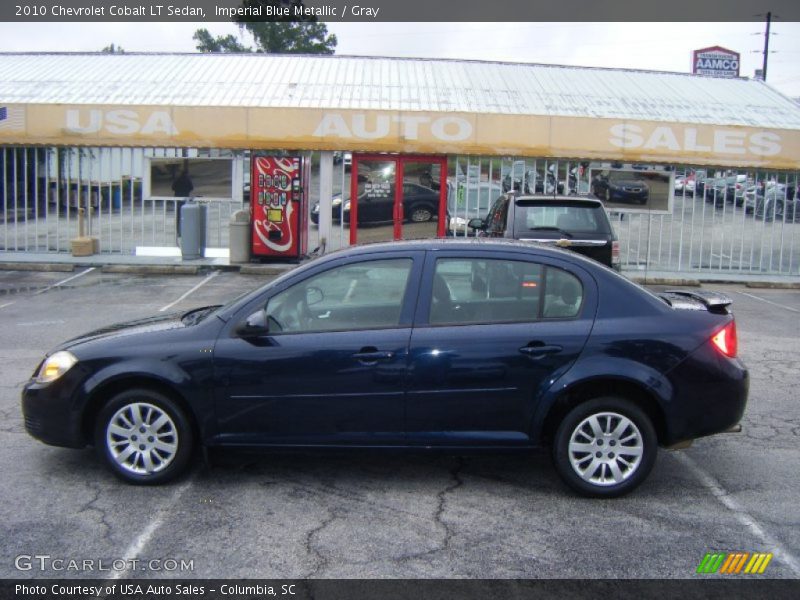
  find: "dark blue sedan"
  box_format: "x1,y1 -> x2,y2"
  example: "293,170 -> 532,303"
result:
22,240 -> 748,497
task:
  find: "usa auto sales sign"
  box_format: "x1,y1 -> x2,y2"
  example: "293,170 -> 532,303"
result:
693,46 -> 740,78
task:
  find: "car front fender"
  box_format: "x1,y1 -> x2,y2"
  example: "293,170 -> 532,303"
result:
77,357 -> 215,440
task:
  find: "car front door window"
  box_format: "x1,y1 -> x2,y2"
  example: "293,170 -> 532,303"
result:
266,258 -> 413,333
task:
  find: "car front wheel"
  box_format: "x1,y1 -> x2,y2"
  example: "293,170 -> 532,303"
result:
553,396 -> 657,498
95,389 -> 194,485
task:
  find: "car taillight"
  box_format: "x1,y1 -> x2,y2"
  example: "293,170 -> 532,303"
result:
611,241 -> 620,266
711,321 -> 738,358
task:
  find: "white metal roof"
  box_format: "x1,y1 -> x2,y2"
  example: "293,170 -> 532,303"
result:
1,52 -> 800,130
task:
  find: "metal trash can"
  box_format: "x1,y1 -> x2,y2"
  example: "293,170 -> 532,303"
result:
179,199 -> 207,260
229,209 -> 251,263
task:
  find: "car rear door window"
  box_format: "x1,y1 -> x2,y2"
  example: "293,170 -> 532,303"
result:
542,267 -> 583,318
429,258 -> 584,325
266,258 -> 413,333
430,258 -> 543,325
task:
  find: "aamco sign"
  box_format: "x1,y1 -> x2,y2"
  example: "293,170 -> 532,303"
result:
693,46 -> 740,78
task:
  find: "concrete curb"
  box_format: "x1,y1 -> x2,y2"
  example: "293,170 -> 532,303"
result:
100,265 -> 200,275
0,263 -> 74,272
238,265 -> 295,276
745,281 -> 800,290
628,277 -> 702,287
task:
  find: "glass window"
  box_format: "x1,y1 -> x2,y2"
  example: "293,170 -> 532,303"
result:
485,196 -> 509,234
430,258 -> 543,325
266,258 -> 412,333
542,268 -> 583,318
513,200 -> 611,234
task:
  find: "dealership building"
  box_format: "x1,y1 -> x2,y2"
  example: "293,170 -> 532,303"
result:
1,53 -> 799,276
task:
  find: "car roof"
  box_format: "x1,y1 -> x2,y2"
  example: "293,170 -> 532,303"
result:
323,237 -> 609,271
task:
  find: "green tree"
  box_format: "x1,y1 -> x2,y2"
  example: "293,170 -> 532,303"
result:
100,43 -> 124,53
193,29 -> 251,53
194,1 -> 336,54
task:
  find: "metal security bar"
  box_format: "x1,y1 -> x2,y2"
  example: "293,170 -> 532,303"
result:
446,156 -> 800,277
2,146 -> 799,277
0,146 -> 245,256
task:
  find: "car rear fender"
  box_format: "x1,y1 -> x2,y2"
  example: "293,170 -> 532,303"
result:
530,356 -> 672,445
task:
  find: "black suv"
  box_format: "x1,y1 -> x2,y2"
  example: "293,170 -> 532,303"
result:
469,194 -> 620,270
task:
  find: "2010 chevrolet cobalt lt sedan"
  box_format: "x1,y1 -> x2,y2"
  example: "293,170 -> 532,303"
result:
22,239 -> 748,497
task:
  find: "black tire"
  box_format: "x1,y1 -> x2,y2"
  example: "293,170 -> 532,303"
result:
408,205 -> 434,222
94,389 -> 194,485
767,200 -> 785,222
553,396 -> 657,498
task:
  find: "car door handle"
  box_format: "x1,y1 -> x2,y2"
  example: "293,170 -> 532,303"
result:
352,348 -> 395,363
519,343 -> 563,357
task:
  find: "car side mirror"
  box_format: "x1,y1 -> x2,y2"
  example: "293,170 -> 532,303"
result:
235,309 -> 269,337
467,218 -> 485,230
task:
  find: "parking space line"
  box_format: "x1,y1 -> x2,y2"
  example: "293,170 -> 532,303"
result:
674,452 -> 800,577
0,301 -> 14,309
159,271 -> 219,312
108,477 -> 194,580
33,267 -> 96,295
737,291 -> 800,314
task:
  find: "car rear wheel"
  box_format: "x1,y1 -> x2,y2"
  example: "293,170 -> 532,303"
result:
409,206 -> 434,222
95,389 -> 194,485
553,396 -> 657,498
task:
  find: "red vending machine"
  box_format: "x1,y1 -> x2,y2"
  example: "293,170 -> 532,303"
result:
250,155 -> 308,260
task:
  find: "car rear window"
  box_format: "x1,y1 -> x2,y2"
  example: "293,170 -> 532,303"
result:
513,200 -> 611,235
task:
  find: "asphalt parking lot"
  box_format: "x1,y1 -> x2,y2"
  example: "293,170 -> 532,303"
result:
0,267 -> 798,579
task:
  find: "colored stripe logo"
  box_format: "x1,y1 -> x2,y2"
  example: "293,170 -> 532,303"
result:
697,552 -> 773,574
0,106 -> 25,130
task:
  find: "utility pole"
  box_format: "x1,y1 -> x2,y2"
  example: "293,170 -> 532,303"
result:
762,11 -> 771,81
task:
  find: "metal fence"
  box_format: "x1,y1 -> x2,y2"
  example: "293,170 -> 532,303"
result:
0,146 -> 244,255
2,146 -> 799,277
445,156 -> 800,277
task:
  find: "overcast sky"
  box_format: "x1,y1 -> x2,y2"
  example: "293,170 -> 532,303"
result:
1,21 -> 799,97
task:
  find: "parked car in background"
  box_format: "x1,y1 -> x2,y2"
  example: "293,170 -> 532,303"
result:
674,175 -> 695,194
310,181 -> 439,225
752,183 -> 799,222
502,161 -> 565,195
468,194 -> 620,271
446,181 -> 504,235
22,239 -> 748,497
591,172 -> 649,204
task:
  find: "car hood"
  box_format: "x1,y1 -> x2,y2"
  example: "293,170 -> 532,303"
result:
60,311 -> 189,350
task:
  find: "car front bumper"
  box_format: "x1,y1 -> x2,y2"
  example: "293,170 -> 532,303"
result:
21,371 -> 88,449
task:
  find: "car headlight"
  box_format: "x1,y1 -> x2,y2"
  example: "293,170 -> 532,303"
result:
343,200 -> 351,211
332,196 -> 343,206
36,351 -> 77,384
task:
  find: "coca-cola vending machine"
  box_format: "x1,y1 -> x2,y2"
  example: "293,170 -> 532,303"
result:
250,155 -> 308,260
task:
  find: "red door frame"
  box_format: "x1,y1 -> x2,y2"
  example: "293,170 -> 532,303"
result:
349,154 -> 448,245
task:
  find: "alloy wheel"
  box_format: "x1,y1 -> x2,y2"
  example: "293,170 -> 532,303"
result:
105,402 -> 179,475
410,207 -> 433,222
567,411 -> 644,486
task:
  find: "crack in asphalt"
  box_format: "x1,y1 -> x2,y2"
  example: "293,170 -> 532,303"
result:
395,456 -> 465,563
303,507 -> 339,578
76,480 -> 113,542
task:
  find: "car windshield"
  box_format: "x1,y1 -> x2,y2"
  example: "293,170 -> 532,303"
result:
514,201 -> 611,234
